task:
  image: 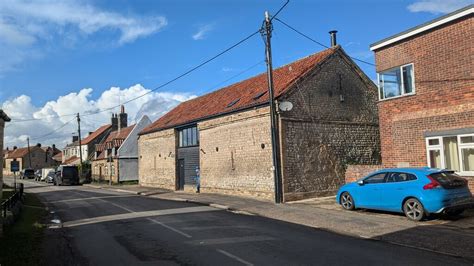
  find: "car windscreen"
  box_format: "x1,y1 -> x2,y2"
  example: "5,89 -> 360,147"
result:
62,167 -> 78,177
430,172 -> 467,189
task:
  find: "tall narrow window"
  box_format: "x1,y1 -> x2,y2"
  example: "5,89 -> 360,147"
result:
178,126 -> 199,147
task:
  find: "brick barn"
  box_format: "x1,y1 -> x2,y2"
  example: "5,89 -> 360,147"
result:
356,5 -> 474,191
138,45 -> 380,201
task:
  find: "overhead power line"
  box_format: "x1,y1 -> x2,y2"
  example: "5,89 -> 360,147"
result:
9,30 -> 261,124
274,18 -> 376,67
29,117 -> 76,141
9,1 -> 291,125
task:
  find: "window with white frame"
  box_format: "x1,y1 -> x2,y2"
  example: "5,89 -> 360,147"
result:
426,134 -> 474,175
377,63 -> 415,100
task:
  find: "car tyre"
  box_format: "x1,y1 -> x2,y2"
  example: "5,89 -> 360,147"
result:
403,198 -> 425,221
340,192 -> 355,210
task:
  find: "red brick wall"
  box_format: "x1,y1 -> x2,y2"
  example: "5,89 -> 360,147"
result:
345,165 -> 384,183
374,16 -> 474,168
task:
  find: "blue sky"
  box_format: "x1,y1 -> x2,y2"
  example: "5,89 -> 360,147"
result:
0,0 -> 472,147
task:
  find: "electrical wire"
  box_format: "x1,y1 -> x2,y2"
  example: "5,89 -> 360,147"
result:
29,117 -> 76,141
8,1 -> 291,124
274,17 -> 376,67
8,30 -> 261,123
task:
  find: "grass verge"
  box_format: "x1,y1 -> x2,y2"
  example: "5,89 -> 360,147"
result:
0,193 -> 47,265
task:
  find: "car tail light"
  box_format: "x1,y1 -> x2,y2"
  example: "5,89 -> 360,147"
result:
423,175 -> 441,190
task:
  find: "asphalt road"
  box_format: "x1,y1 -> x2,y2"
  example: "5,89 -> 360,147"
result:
11,178 -> 473,266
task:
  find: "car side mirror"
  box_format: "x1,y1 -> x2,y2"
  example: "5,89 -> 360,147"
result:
357,180 -> 365,186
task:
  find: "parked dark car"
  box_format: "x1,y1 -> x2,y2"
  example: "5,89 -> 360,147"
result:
20,168 -> 35,179
53,165 -> 80,186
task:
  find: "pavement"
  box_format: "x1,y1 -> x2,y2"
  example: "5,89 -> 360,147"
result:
4,177 -> 474,265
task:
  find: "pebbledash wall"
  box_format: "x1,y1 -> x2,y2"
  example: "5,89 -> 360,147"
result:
346,8 -> 474,192
279,52 -> 380,201
139,128 -> 177,190
199,107 -> 274,199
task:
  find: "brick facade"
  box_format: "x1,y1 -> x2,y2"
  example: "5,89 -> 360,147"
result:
199,107 -> 274,199
373,15 -> 474,187
3,147 -> 55,175
138,128 -> 176,190
280,52 -> 380,201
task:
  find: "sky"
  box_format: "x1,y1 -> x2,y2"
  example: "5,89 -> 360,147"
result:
1,0 -> 472,149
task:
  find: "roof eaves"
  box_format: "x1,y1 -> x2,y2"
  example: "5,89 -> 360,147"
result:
370,4 -> 473,51
139,102 -> 269,135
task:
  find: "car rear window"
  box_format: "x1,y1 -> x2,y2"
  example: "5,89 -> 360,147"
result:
25,169 -> 34,174
430,172 -> 467,189
62,167 -> 78,177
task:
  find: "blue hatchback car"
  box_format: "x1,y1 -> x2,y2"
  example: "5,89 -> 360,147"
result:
337,168 -> 473,221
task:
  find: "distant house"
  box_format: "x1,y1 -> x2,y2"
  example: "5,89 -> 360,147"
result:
138,43 -> 380,201
3,144 -> 57,174
91,108 -> 151,183
62,121 -> 113,165
356,5 -> 473,191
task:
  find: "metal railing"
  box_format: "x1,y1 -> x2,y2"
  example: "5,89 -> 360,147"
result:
1,183 -> 24,218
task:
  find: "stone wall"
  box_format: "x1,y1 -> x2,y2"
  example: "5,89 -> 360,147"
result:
198,107 -> 275,200
138,128 -> 176,190
91,159 -> 119,183
280,51 -> 381,201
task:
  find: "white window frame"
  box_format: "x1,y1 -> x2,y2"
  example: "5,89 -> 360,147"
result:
377,63 -> 416,101
426,133 -> 474,176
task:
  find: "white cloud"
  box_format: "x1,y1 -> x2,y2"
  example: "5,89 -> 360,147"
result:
192,23 -> 215,40
0,0 -> 167,76
2,84 -> 195,148
407,0 -> 472,14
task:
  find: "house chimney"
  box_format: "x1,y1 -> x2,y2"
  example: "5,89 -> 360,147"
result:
111,113 -> 118,131
13,146 -> 17,150
72,136 -> 79,142
89,132 -> 93,135
329,30 -> 338,47
36,143 -> 41,147
118,105 -> 128,130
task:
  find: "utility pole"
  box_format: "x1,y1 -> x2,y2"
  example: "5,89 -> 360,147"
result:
77,113 -> 83,165
262,11 -> 283,203
27,137 -> 32,169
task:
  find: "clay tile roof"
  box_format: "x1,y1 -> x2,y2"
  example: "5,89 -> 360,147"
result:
140,47 -> 338,135
6,146 -> 41,159
52,152 -> 63,161
64,155 -> 79,165
81,124 -> 112,144
104,124 -> 135,143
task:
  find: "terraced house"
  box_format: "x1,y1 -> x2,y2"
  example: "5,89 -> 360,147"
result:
361,5 -> 474,191
138,44 -> 381,201
91,107 -> 151,183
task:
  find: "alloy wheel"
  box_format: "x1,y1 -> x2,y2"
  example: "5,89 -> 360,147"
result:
404,199 -> 424,221
341,192 -> 354,210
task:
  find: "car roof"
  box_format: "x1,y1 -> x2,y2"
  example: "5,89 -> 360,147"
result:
369,167 -> 448,175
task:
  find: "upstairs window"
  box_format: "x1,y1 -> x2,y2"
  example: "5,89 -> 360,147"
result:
377,63 -> 415,100
178,126 -> 199,147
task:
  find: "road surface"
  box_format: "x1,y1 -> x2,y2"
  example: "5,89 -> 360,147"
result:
10,178 -> 472,266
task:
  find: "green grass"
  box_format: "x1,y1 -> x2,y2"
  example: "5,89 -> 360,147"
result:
0,193 -> 47,266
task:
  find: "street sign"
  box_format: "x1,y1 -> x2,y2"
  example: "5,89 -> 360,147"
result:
10,160 -> 20,172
